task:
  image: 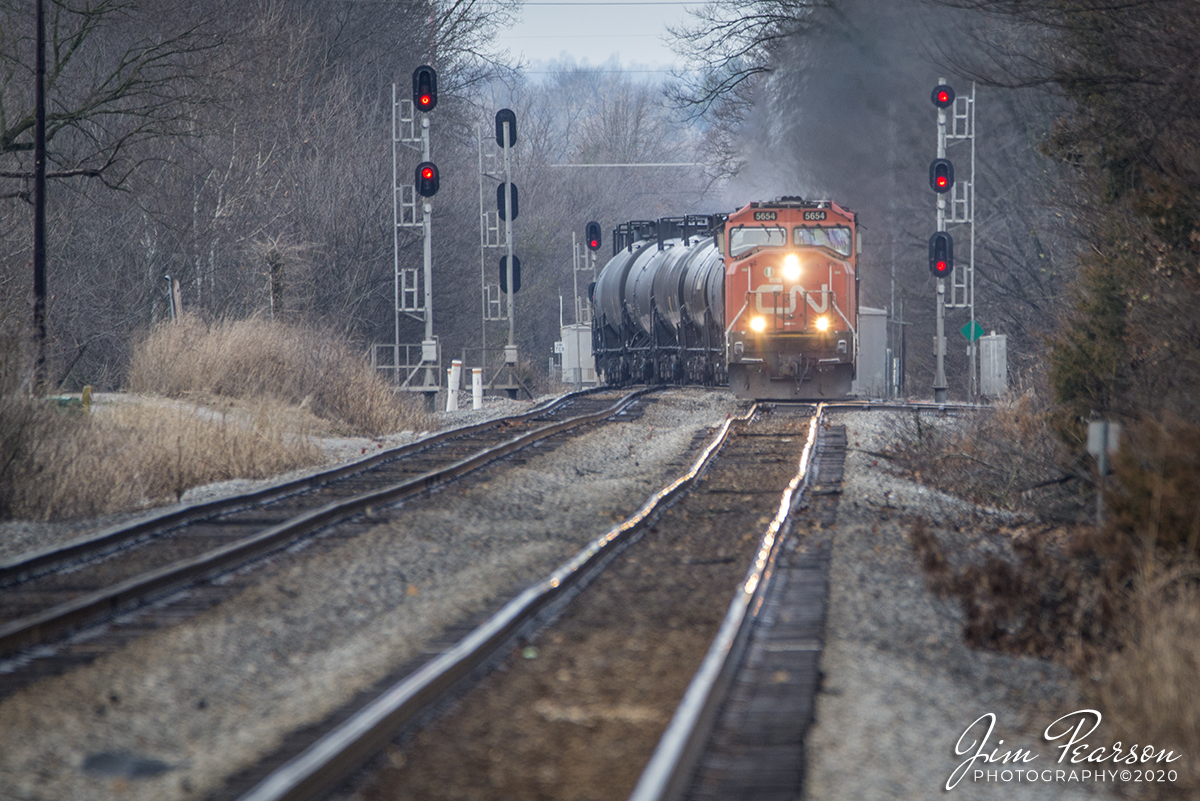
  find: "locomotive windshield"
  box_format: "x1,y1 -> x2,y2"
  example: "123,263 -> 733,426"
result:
793,225 -> 852,256
729,226 -> 788,257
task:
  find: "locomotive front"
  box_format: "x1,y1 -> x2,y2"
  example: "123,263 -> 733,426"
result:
720,199 -> 859,399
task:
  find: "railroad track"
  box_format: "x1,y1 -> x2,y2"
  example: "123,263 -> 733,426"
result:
221,402 -> 830,801
636,407 -> 846,801
0,387 -> 649,694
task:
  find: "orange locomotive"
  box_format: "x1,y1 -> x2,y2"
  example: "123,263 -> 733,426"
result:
590,197 -> 861,400
721,198 -> 860,398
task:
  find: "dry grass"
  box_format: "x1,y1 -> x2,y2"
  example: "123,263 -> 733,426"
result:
887,388 -> 1088,518
909,519 -> 1118,668
901,392 -> 1200,799
1093,579 -> 1200,797
1,314 -> 429,522
127,314 -> 426,436
3,399 -> 320,522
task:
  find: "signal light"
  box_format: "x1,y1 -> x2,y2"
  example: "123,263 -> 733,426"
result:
929,231 -> 954,277
585,221 -> 602,251
929,158 -> 954,193
497,183 -> 519,221
415,161 -> 439,197
931,83 -> 955,108
413,66 -> 437,112
495,108 -> 517,147
499,254 -> 521,293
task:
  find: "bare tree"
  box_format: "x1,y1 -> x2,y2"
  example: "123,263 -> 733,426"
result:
666,0 -> 828,115
0,0 -> 224,190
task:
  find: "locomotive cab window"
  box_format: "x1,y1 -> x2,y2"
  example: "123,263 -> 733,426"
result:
729,226 -> 788,257
793,225 -> 852,257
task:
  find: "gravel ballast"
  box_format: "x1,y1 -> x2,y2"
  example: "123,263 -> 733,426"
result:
0,398 -> 1130,800
0,389 -> 740,801
804,409 -> 1118,800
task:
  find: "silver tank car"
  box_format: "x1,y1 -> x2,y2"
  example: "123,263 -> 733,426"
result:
591,216 -> 725,386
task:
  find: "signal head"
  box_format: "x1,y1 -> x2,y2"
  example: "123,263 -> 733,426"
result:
929,231 -> 954,277
415,161 -> 440,197
495,108 -> 518,147
929,158 -> 954,194
499,254 -> 522,294
496,182 -> 519,221
931,83 -> 955,108
413,65 -> 437,112
585,221 -> 602,251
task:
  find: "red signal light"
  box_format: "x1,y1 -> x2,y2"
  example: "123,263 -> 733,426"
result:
415,161 -> 439,197
929,231 -> 954,277
585,221 -> 602,251
412,66 -> 437,113
931,83 -> 955,108
929,158 -> 954,194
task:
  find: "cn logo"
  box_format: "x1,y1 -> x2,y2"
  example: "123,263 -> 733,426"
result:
755,285 -> 830,315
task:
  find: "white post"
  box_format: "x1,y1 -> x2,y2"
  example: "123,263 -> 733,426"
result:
472,368 -> 483,409
447,359 -> 462,411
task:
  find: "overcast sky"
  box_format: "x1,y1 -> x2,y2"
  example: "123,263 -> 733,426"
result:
492,0 -> 704,75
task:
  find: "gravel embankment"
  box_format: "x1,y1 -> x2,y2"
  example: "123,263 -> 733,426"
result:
0,389 -> 741,801
804,409 -> 1119,800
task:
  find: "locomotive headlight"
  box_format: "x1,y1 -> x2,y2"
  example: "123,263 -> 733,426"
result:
815,315 -> 831,332
782,253 -> 801,282
749,315 -> 767,333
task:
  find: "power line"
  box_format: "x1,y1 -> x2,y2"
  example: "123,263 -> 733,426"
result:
523,1 -> 699,4
549,162 -> 704,167
506,34 -> 661,38
523,68 -> 685,74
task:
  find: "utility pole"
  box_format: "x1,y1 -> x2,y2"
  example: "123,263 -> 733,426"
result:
33,0 -> 47,392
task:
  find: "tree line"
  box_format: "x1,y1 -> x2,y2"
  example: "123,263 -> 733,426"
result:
6,0 -> 1194,451
0,0 -> 713,392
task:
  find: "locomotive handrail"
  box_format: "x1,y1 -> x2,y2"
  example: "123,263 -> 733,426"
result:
725,300 -> 749,334
830,296 -> 855,332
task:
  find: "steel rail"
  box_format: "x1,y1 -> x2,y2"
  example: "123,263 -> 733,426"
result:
0,388 -> 652,660
822,399 -> 988,412
235,404 -> 761,801
0,387 -> 611,583
628,404 -> 826,801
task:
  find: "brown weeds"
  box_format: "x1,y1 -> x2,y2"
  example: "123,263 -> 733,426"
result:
127,315 -> 425,436
909,520 -> 1118,668
888,389 -> 1088,518
1094,581 -> 1200,796
4,400 -> 319,521
2,314 -> 428,522
905,400 -> 1200,798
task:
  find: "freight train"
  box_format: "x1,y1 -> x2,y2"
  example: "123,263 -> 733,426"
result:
590,198 -> 861,399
